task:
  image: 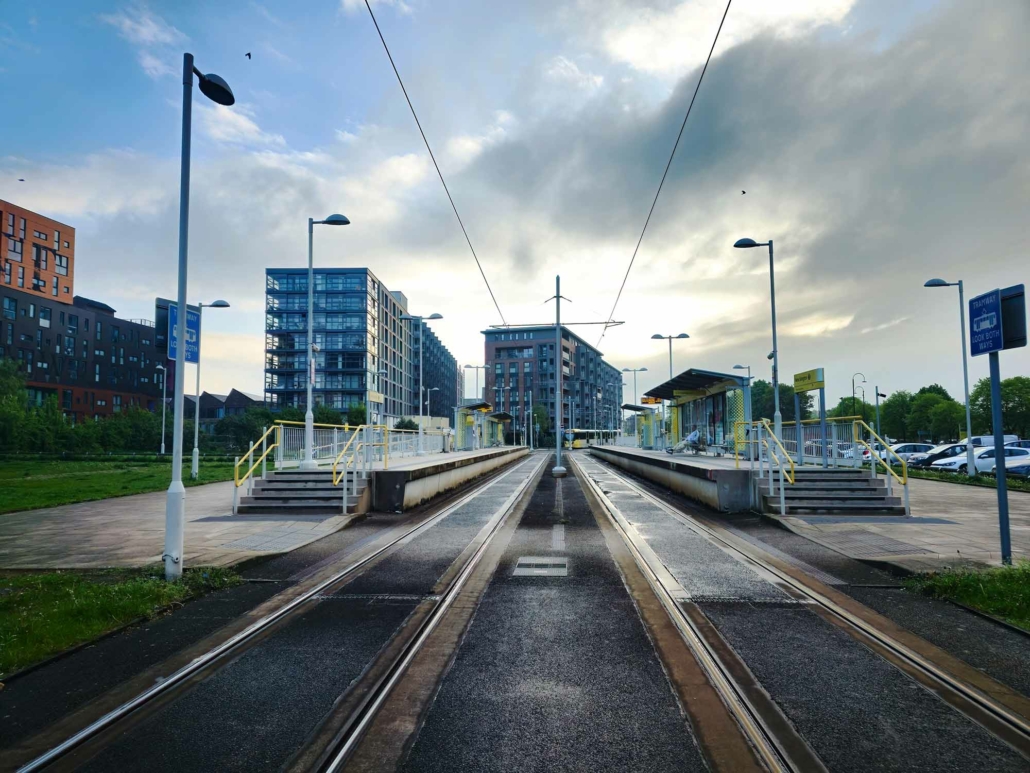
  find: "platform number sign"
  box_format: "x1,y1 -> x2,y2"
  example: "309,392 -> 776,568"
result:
167,302 -> 201,364
969,289 -> 1003,357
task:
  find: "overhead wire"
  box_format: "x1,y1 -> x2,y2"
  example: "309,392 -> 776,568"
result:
596,0 -> 733,347
363,0 -> 509,328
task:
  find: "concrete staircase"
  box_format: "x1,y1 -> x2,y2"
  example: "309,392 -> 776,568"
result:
236,469 -> 368,516
762,467 -> 905,516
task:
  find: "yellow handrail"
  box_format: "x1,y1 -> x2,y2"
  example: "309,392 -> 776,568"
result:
235,424 -> 280,487
852,420 -> 907,485
331,427 -> 363,486
760,419 -> 795,484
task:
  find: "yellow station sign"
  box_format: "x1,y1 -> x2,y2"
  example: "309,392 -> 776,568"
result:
641,396 -> 663,405
793,368 -> 825,392
367,390 -> 385,404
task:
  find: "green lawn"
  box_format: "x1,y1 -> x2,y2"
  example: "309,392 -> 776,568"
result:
905,562 -> 1030,631
0,567 -> 242,677
905,467 -> 1030,493
0,459 -> 236,514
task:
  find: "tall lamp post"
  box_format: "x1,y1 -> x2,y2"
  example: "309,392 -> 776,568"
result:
302,213 -> 350,470
164,53 -> 235,582
463,364 -> 486,401
852,372 -> 866,418
621,367 -> 648,405
190,300 -> 230,479
734,238 -> 781,439
156,364 -> 168,455
652,333 -> 689,448
401,312 -> 443,455
924,278 -> 976,477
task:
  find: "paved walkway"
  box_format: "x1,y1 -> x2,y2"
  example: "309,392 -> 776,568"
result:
0,447 -> 527,570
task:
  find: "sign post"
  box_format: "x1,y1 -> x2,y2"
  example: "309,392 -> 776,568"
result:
794,368 -> 827,468
970,285 -> 1026,565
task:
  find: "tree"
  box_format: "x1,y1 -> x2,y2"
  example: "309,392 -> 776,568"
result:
749,380 -> 814,422
394,417 -> 418,431
879,390 -> 913,441
0,358 -> 28,449
930,400 -> 966,442
971,375 -> 1030,437
313,404 -> 343,425
346,403 -> 367,426
906,393 -> 945,442
828,397 -> 874,423
917,383 -> 953,401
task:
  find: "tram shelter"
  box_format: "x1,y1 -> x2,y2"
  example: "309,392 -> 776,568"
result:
644,368 -> 751,450
454,401 -> 510,450
622,403 -> 660,449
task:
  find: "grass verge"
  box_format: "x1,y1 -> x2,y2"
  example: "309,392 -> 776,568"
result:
0,567 -> 242,677
0,459 -> 236,514
904,466 -> 1030,492
905,562 -> 1030,632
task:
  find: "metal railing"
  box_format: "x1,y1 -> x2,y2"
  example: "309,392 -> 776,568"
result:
779,416 -> 862,468
233,424 -> 280,514
274,420 -> 360,468
853,419 -> 910,515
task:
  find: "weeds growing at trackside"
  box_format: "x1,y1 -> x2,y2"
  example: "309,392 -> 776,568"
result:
0,567 -> 242,677
905,562 -> 1030,632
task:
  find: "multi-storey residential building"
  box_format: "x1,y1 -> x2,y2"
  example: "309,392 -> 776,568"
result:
413,320 -> 459,419
482,325 -> 623,436
264,267 -> 460,425
1,199 -> 75,302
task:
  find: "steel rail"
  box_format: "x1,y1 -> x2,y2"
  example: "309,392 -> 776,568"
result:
18,454 -> 542,773
570,454 -> 796,773
576,453 -> 1030,756
317,452 -> 548,771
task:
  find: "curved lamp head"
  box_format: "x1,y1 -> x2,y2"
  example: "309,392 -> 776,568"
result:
209,300 -> 230,308
640,366 -> 649,372
156,363 -> 166,371
427,313 -> 443,320
734,238 -> 760,249
732,364 -> 747,370
198,73 -> 235,106
923,278 -> 950,288
621,367 -> 630,372
767,351 -> 774,360
322,214 -> 350,226
651,334 -> 664,340
378,369 -> 389,375
675,333 -> 689,339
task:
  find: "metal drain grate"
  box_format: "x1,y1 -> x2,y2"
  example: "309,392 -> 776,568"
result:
514,556 -> 568,577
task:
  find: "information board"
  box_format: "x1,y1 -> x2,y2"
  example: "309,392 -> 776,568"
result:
167,302 -> 201,364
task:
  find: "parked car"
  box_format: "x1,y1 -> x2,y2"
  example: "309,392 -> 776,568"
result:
907,443 -> 968,468
881,442 -> 935,463
994,457 -> 1030,480
1005,439 -> 1030,450
933,445 -> 1030,474
968,434 -> 1020,447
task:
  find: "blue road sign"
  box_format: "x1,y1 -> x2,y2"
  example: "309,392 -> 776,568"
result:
969,289 -> 1003,357
168,303 -> 201,364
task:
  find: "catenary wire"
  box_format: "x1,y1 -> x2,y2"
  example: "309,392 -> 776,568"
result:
596,0 -> 732,347
364,0 -> 509,328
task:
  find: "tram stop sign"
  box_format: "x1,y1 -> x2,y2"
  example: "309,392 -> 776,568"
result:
970,285 -> 1026,357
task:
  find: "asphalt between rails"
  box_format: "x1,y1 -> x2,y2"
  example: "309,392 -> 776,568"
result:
67,456 -> 542,773
397,464 -> 708,773
576,452 -> 1030,773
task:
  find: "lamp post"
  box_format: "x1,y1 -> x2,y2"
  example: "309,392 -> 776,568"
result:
651,333 -> 689,450
852,372 -> 866,418
163,54 -> 235,582
875,388 -> 886,438
463,364 -> 486,402
924,278 -> 976,478
156,364 -> 168,455
189,300 -> 230,479
621,367 -> 648,405
734,238 -> 781,439
375,368 -> 389,426
401,312 -> 443,455
301,213 -> 350,470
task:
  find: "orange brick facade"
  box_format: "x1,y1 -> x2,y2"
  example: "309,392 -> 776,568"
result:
0,199 -> 75,304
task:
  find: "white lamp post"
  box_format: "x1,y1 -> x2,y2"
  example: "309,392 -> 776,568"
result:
164,53 -> 235,582
924,278 -> 976,477
156,364 -> 167,455
463,364 -> 486,401
401,312 -> 443,454
302,213 -> 350,470
190,300 -> 229,479
734,238 -> 781,439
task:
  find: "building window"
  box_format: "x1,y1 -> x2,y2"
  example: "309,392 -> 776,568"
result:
18,218 -> 25,239
17,266 -> 23,287
55,255 -> 68,276
28,303 -> 35,319
2,262 -> 10,284
52,276 -> 58,296
33,230 -> 48,240
63,241 -> 70,249
54,230 -> 60,247
113,395 -> 122,412
69,314 -> 78,333
7,238 -> 22,260
39,307 -> 51,328
1,297 -> 13,320
95,364 -> 100,382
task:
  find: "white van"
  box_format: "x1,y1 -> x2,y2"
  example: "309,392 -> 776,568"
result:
968,434 -> 1020,447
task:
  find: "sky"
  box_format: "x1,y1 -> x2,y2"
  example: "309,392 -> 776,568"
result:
1,0 -> 1028,407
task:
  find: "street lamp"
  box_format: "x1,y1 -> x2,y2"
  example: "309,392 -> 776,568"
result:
651,333 -> 690,380
190,300 -> 230,479
156,364 -> 167,455
924,278 -> 975,478
852,372 -> 866,418
621,366 -> 648,405
463,364 -> 486,402
302,213 -> 350,470
164,54 -> 235,582
401,312 -> 443,454
734,237 -> 781,439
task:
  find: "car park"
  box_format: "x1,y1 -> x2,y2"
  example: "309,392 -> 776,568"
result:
933,445 -> 1030,474
907,443 -> 968,468
994,457 -> 1030,479
1005,439 -> 1030,449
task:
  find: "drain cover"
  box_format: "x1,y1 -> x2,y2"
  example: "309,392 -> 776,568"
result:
514,556 -> 569,577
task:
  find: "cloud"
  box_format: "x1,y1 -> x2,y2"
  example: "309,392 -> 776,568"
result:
100,6 -> 187,79
197,104 -> 286,147
861,317 -> 910,334
545,56 -> 604,90
445,111 -> 514,168
340,0 -> 412,15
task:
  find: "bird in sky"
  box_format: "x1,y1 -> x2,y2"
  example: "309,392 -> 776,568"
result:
18,178 -> 25,182
245,52 -> 251,59
741,190 -> 746,195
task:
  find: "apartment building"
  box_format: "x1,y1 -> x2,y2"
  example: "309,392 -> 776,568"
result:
1,199 -> 75,303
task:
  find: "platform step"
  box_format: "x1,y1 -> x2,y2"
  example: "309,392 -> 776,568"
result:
766,501 -> 906,515
234,503 -> 348,515
770,491 -> 896,501
786,481 -> 887,490
251,483 -> 343,493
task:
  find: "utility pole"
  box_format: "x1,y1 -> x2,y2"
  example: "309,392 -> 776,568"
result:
548,276 -> 568,477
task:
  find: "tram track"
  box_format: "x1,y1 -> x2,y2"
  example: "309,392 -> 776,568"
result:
14,453 -> 546,773
570,451 -> 1030,769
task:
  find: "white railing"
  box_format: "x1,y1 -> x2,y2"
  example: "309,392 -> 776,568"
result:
775,417 -> 862,468
274,423 -> 360,468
